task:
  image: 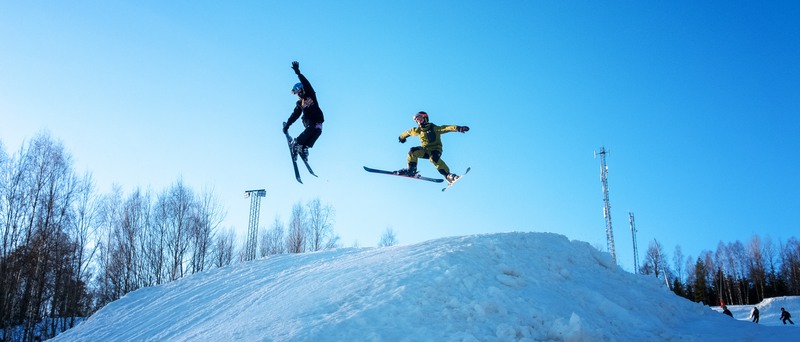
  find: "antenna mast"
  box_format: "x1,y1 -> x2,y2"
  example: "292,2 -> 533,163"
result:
629,212 -> 639,273
244,189 -> 266,261
595,146 -> 616,264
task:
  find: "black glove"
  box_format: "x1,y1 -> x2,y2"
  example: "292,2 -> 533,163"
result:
457,126 -> 470,133
291,61 -> 300,75
283,122 -> 290,134
399,136 -> 407,143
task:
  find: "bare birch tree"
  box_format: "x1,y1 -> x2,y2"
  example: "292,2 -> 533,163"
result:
260,216 -> 286,257
212,227 -> 237,268
379,227 -> 398,247
287,203 -> 306,253
306,198 -> 338,251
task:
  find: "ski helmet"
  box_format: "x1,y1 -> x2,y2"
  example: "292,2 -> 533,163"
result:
413,111 -> 429,125
291,82 -> 303,95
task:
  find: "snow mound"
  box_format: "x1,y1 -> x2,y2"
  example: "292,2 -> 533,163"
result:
53,232 -> 799,341
718,296 -> 800,326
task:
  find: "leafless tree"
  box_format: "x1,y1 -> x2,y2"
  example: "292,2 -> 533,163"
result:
780,238 -> 800,295
157,180 -> 195,281
762,236 -> 781,296
306,198 -> 338,251
714,241 -> 733,305
642,240 -> 667,278
673,245 -> 684,283
188,189 -> 225,274
287,203 -> 306,253
212,227 -> 236,268
379,227 -> 398,247
747,235 -> 767,302
60,172 -> 98,330
260,216 -> 286,257
95,186 -> 124,307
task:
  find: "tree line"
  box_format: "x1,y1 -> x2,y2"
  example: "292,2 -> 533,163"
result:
639,235 -> 800,306
0,133 -> 343,341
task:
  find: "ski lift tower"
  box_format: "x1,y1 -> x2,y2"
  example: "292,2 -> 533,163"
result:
595,147 -> 616,264
629,212 -> 640,273
244,189 -> 266,261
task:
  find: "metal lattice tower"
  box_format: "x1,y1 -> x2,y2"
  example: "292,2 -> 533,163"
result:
629,212 -> 639,273
244,189 -> 266,261
595,147 -> 616,264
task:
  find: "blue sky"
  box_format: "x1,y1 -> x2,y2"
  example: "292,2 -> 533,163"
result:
2,1 -> 798,273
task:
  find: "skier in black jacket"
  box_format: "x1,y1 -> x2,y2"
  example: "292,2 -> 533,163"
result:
751,306 -> 760,323
780,307 -> 794,324
283,61 -> 324,160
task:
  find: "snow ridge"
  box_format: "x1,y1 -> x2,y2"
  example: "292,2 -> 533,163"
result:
54,232 -> 799,341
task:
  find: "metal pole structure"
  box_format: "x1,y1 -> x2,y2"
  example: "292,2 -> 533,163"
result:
595,147 -> 616,264
244,189 -> 266,261
629,212 -> 640,273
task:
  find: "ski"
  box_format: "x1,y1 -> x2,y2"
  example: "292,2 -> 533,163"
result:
284,122 -> 318,184
300,155 -> 317,178
284,125 -> 302,184
363,166 -> 444,183
442,167 -> 471,192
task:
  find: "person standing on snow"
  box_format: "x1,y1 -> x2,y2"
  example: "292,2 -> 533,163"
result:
394,111 -> 469,184
780,307 -> 794,325
751,307 -> 759,323
283,61 -> 324,161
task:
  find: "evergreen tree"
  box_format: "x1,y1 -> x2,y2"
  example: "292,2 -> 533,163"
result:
672,278 -> 685,298
692,258 -> 708,304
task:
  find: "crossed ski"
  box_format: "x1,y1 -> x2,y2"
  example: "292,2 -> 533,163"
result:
284,122 -> 317,184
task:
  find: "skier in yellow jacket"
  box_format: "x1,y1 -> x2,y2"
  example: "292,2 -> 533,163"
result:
395,111 -> 469,184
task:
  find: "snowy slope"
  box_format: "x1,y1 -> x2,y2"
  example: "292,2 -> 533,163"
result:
716,296 -> 799,326
53,232 -> 799,341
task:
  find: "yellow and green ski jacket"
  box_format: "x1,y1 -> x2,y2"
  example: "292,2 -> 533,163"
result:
399,123 -> 460,151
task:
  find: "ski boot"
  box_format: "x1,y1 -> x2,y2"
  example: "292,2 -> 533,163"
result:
291,140 -> 309,161
445,173 -> 460,185
394,166 -> 418,177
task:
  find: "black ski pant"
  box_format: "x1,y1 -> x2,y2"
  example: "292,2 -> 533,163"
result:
295,123 -> 322,148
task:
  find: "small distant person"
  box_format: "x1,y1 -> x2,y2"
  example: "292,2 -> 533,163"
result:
780,307 -> 794,325
722,306 -> 733,317
751,307 -> 760,323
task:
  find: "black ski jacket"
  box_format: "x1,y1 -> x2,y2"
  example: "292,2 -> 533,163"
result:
287,73 -> 324,128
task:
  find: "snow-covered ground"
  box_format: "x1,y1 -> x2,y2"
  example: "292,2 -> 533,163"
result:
714,296 -> 798,327
53,232 -> 799,341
